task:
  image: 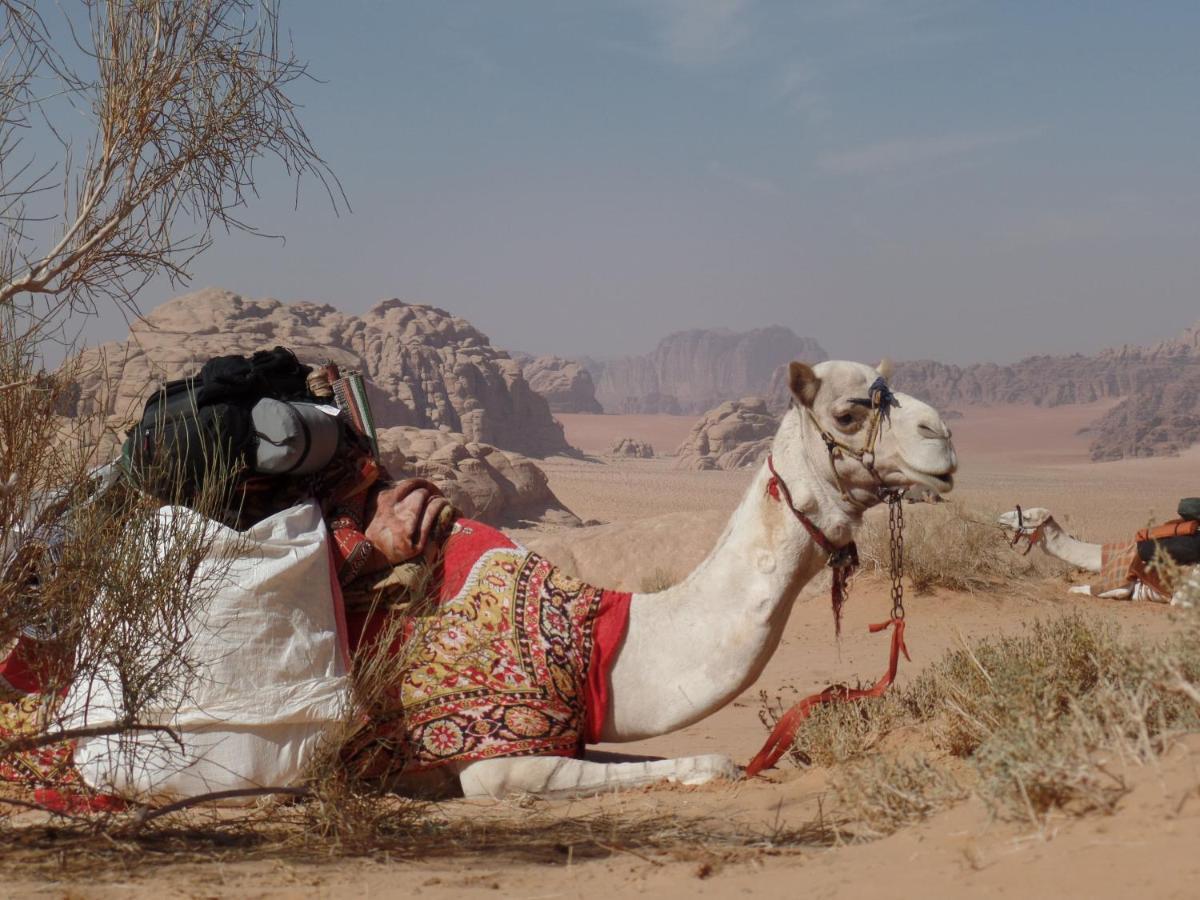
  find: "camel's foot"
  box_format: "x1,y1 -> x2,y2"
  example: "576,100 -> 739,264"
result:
455,752 -> 741,800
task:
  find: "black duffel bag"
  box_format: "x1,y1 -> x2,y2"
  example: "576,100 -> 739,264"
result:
121,346 -> 320,504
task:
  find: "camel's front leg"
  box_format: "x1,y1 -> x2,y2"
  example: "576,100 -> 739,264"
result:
454,753 -> 741,799
1068,584 -> 1133,599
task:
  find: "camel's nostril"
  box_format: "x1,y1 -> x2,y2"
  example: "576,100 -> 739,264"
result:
917,422 -> 945,440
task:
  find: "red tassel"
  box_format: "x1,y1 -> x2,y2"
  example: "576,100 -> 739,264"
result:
745,618 -> 909,777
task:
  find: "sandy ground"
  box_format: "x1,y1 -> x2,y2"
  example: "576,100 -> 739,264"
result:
8,403 -> 1200,898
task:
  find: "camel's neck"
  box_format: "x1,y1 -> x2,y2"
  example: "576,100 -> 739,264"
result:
1040,520 -> 1103,572
600,423 -> 857,742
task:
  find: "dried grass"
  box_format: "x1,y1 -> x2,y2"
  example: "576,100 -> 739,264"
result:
832,754 -> 969,837
640,566 -> 679,593
762,609 -> 1200,832
857,501 -> 1069,595
0,789 -> 845,880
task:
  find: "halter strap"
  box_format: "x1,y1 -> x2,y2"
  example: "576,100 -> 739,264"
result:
766,452 -> 859,634
765,452 -> 838,555
1008,503 -> 1045,555
801,376 -> 899,505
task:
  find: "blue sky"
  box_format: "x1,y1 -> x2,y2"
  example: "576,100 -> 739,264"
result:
90,1 -> 1200,363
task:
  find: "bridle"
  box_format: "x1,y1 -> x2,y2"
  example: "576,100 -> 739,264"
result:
765,374 -> 908,635
749,375 -> 911,778
799,376 -> 902,508
1008,504 -> 1044,556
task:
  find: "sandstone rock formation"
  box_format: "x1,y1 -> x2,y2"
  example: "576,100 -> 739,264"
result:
377,427 -> 580,526
674,397 -> 777,471
67,288 -> 572,457
515,354 -> 603,414
586,326 -> 827,415
1087,367 -> 1200,461
608,437 -> 655,459
891,319 -> 1200,460
891,320 -> 1200,411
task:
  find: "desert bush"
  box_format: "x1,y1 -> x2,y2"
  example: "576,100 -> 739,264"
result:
857,501 -> 1067,594
757,687 -> 919,769
0,0 -> 346,834
763,611 -> 1200,830
831,754 -> 968,837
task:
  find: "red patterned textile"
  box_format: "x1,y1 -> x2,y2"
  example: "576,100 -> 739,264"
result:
0,641 -> 98,809
347,519 -> 631,772
1093,541 -> 1169,596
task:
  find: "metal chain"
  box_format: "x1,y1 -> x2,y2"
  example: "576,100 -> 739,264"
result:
887,492 -> 906,620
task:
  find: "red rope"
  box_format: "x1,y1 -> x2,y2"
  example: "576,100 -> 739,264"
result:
745,617 -> 909,777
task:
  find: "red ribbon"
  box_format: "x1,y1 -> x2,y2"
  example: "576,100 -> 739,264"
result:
745,617 -> 910,777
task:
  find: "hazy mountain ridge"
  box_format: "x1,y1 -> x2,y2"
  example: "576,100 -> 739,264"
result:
583,326 -> 828,415
892,320 -> 1200,460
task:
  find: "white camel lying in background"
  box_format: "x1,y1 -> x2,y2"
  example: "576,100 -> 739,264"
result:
997,506 -> 1199,606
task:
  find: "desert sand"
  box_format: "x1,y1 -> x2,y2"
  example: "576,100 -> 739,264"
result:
9,403 -> 1198,898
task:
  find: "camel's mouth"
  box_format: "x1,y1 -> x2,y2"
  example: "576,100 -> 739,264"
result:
896,464 -> 956,496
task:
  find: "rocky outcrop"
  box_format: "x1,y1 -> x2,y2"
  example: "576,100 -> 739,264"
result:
674,397 -> 777,471
889,356 -> 1140,408
891,319 -> 1200,460
608,438 -> 655,459
516,354 -> 603,414
586,326 -> 827,415
377,427 -> 580,526
892,320 -> 1200,411
1087,368 -> 1200,461
67,288 -> 571,457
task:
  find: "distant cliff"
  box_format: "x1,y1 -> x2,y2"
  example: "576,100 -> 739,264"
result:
585,326 -> 828,415
891,320 -> 1200,460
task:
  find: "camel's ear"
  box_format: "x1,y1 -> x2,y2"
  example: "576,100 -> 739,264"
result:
788,361 -> 821,408
877,357 -> 894,380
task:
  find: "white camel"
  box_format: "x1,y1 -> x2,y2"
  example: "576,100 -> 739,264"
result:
997,506 -> 1199,604
388,359 -> 957,799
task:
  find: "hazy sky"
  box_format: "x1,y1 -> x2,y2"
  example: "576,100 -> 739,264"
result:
83,1 -> 1200,364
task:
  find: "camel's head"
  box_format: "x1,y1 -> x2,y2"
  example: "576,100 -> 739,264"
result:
997,506 -> 1053,538
785,359 -> 957,508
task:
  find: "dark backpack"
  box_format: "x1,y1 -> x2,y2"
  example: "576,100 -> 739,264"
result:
122,347 -> 318,504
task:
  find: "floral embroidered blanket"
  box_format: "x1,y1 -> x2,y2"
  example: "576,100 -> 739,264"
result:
346,519 -> 632,773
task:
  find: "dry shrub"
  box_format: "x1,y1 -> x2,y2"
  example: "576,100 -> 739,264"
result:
832,754 -> 968,837
298,558 -> 447,843
857,501 -> 1067,595
0,337 -> 260,839
763,611 -> 1200,831
640,567 -> 678,593
757,688 -> 919,769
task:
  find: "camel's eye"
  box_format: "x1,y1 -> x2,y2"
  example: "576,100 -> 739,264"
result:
834,412 -> 856,428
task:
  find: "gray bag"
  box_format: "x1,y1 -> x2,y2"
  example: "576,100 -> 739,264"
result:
250,399 -> 341,476
1180,498 -> 1200,523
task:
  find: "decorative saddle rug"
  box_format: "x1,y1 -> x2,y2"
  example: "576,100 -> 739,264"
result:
345,519 -> 632,774
1093,518 -> 1200,597
0,639 -> 100,811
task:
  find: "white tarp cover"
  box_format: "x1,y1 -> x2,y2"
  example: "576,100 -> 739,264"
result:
65,501 -> 351,800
